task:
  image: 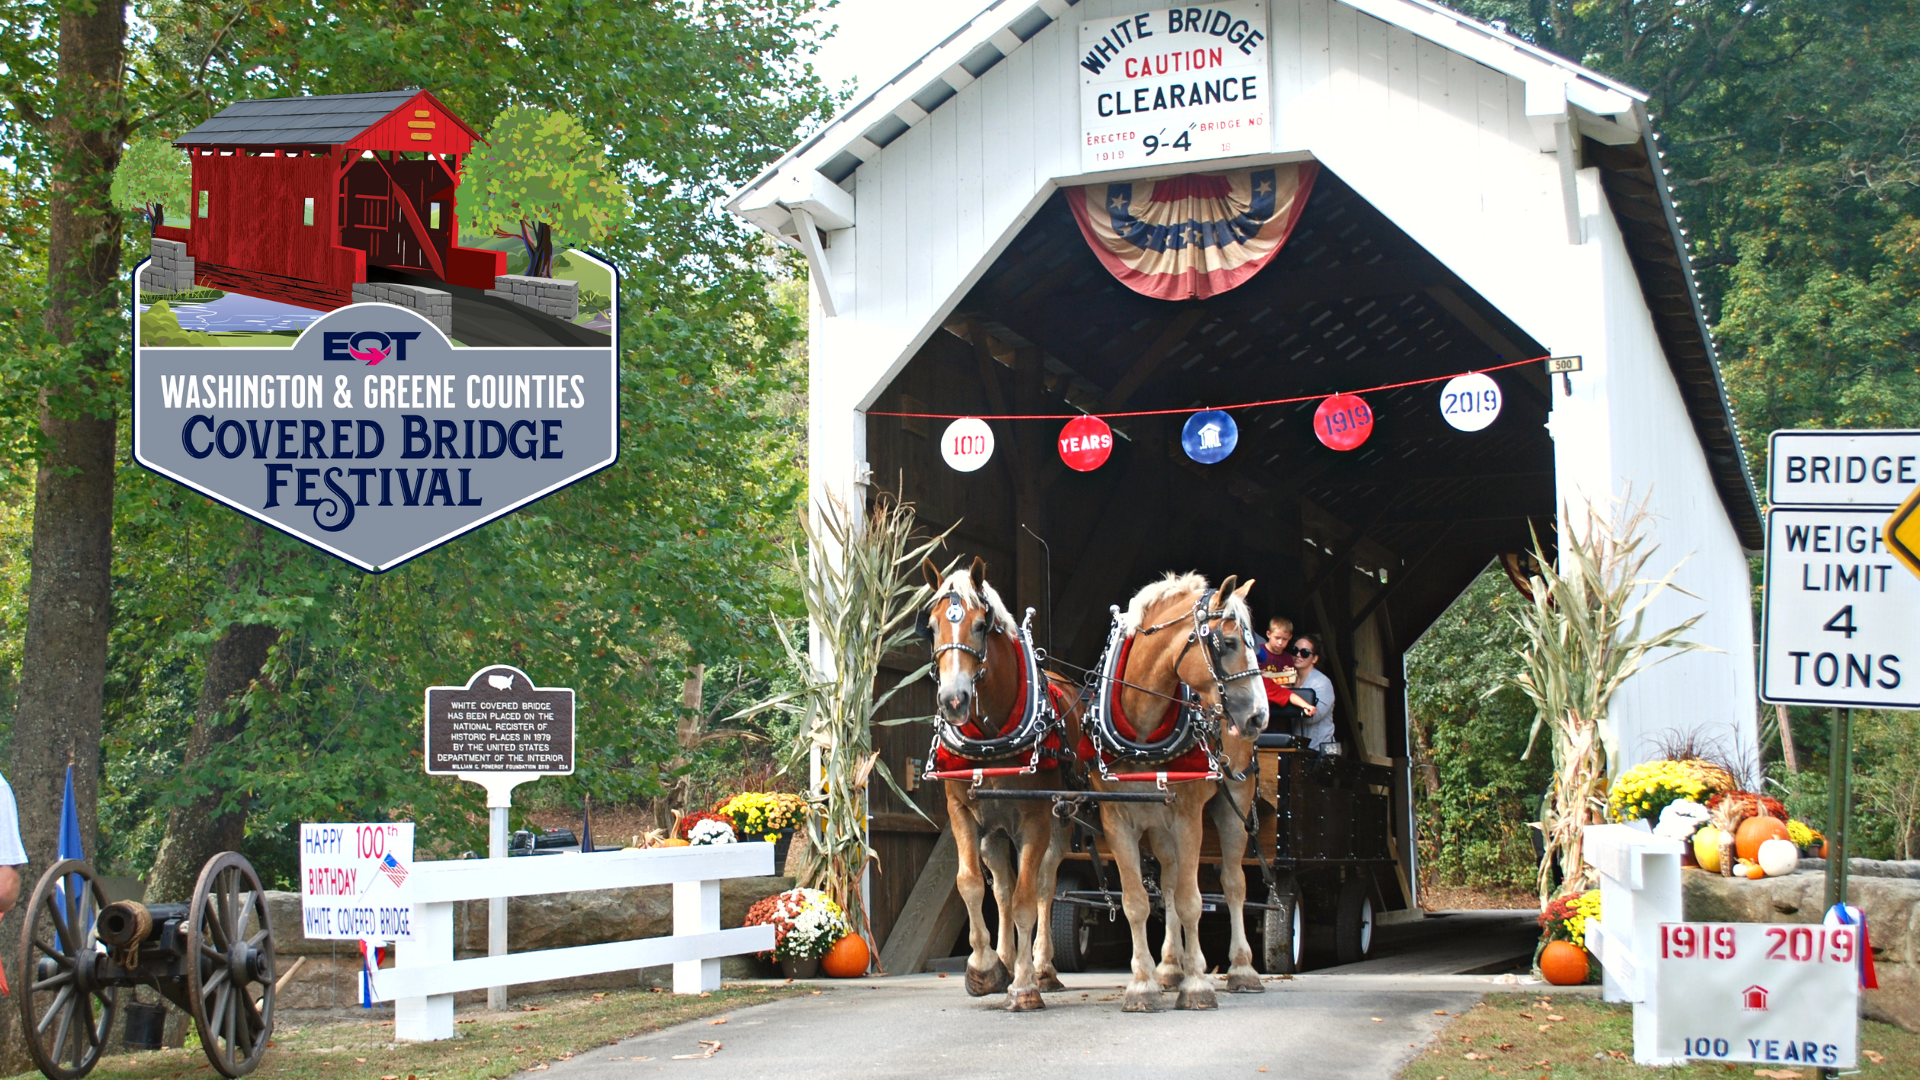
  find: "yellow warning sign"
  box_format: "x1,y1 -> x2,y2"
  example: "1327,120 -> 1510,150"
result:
1887,484 -> 1920,580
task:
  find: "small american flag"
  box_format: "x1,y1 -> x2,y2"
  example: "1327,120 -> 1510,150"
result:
379,853 -> 409,888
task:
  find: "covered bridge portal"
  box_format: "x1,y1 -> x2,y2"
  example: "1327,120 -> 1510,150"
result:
729,0 -> 1762,963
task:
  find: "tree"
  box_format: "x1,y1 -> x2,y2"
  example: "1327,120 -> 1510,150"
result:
464,107 -> 629,278
109,137 -> 190,236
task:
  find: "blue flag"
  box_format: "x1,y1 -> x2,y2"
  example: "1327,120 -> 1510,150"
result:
59,764 -> 83,862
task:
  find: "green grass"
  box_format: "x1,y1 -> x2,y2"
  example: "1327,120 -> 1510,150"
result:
1397,993 -> 1916,1080
549,251 -> 613,299
7,984 -> 806,1080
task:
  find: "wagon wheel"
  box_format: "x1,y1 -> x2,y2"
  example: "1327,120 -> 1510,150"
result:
185,852 -> 276,1078
16,858 -> 118,1080
1258,874 -> 1302,975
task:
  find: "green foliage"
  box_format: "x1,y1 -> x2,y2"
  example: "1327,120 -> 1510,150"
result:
137,301 -> 214,347
110,138 -> 191,231
465,108 -> 630,277
1408,567 -> 1550,892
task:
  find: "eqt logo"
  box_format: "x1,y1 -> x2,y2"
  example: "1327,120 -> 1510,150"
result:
323,330 -> 423,366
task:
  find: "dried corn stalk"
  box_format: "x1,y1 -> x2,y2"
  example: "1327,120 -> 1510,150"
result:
1512,495 -> 1716,904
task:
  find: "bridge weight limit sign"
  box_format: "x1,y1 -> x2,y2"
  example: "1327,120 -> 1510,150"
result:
1761,431 -> 1920,708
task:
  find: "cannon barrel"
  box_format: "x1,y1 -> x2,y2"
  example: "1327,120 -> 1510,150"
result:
97,899 -> 153,949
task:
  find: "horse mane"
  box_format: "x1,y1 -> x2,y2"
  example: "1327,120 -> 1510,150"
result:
1121,571 -> 1255,637
936,568 -> 1018,631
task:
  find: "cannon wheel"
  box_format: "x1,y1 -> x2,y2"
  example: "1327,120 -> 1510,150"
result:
16,858 -> 118,1080
185,852 -> 276,1078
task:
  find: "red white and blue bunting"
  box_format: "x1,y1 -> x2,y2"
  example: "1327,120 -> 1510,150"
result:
1064,163 -> 1319,301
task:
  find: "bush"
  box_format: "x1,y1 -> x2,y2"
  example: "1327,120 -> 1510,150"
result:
1408,566 -> 1552,893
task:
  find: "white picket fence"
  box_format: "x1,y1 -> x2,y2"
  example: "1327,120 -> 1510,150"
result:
372,842 -> 776,1041
1581,823 -> 1685,1064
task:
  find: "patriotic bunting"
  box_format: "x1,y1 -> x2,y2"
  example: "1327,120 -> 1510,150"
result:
1065,163 -> 1318,301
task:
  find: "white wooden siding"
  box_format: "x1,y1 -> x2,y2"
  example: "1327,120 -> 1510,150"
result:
805,0 -> 1757,764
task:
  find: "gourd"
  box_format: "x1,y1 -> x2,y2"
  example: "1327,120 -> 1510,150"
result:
821,933 -> 870,978
1539,940 -> 1589,986
1693,825 -> 1723,872
1756,837 -> 1799,878
1735,815 -> 1791,863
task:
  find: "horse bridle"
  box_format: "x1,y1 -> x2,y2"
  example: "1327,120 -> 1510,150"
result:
929,589 -> 997,683
1137,592 -> 1263,713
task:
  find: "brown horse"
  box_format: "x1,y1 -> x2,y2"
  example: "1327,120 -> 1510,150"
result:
1086,572 -> 1267,1011
921,558 -> 1085,1011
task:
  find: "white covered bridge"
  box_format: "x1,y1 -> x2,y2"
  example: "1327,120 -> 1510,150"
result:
727,0 -> 1760,956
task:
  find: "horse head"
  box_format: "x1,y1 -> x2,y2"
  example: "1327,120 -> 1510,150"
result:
1123,572 -> 1268,741
921,557 -> 1018,731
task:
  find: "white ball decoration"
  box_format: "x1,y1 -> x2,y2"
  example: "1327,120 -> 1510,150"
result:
1756,837 -> 1799,879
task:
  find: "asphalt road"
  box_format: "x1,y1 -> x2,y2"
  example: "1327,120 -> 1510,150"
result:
527,971 -> 1497,1080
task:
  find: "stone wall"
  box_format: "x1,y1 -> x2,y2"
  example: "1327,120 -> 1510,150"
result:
351,282 -> 453,337
487,274 -> 579,322
265,874 -> 793,1008
1684,862 -> 1920,1032
139,238 -> 195,295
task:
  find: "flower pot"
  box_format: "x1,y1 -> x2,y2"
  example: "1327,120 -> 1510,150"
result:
772,828 -> 794,870
780,955 -> 819,979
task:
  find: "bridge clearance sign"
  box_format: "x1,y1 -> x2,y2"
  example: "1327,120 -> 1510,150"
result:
1760,429 -> 1920,708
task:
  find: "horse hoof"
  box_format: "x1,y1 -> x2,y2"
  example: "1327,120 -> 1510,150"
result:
1122,988 -> 1163,1012
1037,972 -> 1067,993
1177,985 -> 1219,1010
1226,971 -> 1264,993
965,959 -> 1011,997
1155,967 -> 1183,991
1007,988 -> 1045,1012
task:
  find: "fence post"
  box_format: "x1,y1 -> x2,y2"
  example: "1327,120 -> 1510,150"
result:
672,878 -> 722,993
1582,823 -> 1684,1065
393,900 -> 456,1042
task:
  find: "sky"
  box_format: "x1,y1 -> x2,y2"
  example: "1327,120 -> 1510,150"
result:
809,0 -> 991,106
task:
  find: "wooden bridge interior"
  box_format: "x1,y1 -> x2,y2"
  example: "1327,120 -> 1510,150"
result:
859,166 -> 1556,956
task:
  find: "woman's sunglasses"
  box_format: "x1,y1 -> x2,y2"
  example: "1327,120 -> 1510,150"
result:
1285,646 -> 1316,659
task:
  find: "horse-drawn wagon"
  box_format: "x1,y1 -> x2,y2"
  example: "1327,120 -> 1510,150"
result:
1048,745 -> 1399,975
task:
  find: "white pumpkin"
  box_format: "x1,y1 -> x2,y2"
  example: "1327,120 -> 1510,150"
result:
1756,837 -> 1799,878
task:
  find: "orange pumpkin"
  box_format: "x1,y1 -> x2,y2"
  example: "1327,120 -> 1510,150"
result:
821,933 -> 870,978
1735,815 -> 1791,863
657,838 -> 691,848
1539,940 -> 1590,986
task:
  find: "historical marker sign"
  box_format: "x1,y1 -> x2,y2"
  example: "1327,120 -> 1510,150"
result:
1079,1 -> 1271,172
134,304 -> 617,573
425,665 -> 575,775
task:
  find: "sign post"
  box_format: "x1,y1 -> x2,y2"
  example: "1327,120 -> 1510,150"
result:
1760,429 -> 1920,915
425,664 -> 576,1009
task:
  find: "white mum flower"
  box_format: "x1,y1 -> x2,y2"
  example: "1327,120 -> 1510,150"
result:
688,818 -> 737,845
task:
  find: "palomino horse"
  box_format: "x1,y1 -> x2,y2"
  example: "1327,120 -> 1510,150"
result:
1085,573 -> 1267,1011
920,559 -> 1085,1011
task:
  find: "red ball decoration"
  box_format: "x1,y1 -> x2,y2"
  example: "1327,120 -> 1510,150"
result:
1058,414 -> 1114,471
1313,393 -> 1374,451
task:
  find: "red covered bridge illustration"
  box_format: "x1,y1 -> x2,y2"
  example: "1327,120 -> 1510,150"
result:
161,89 -> 506,311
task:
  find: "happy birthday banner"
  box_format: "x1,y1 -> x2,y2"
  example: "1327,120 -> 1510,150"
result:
895,353 -> 1564,472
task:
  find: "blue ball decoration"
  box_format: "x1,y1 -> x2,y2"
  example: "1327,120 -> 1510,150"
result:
1181,409 -> 1238,464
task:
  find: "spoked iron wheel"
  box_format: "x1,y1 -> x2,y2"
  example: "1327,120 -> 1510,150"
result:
17,859 -> 119,1080
185,852 -> 276,1078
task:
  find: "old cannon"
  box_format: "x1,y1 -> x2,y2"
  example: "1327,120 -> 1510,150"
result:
14,852 -> 276,1079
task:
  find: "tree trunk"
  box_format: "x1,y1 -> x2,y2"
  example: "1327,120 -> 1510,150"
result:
0,4 -> 128,1071
145,616 -> 280,903
533,221 -> 553,277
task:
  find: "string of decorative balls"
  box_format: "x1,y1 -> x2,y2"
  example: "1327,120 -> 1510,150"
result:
878,353 -> 1578,473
